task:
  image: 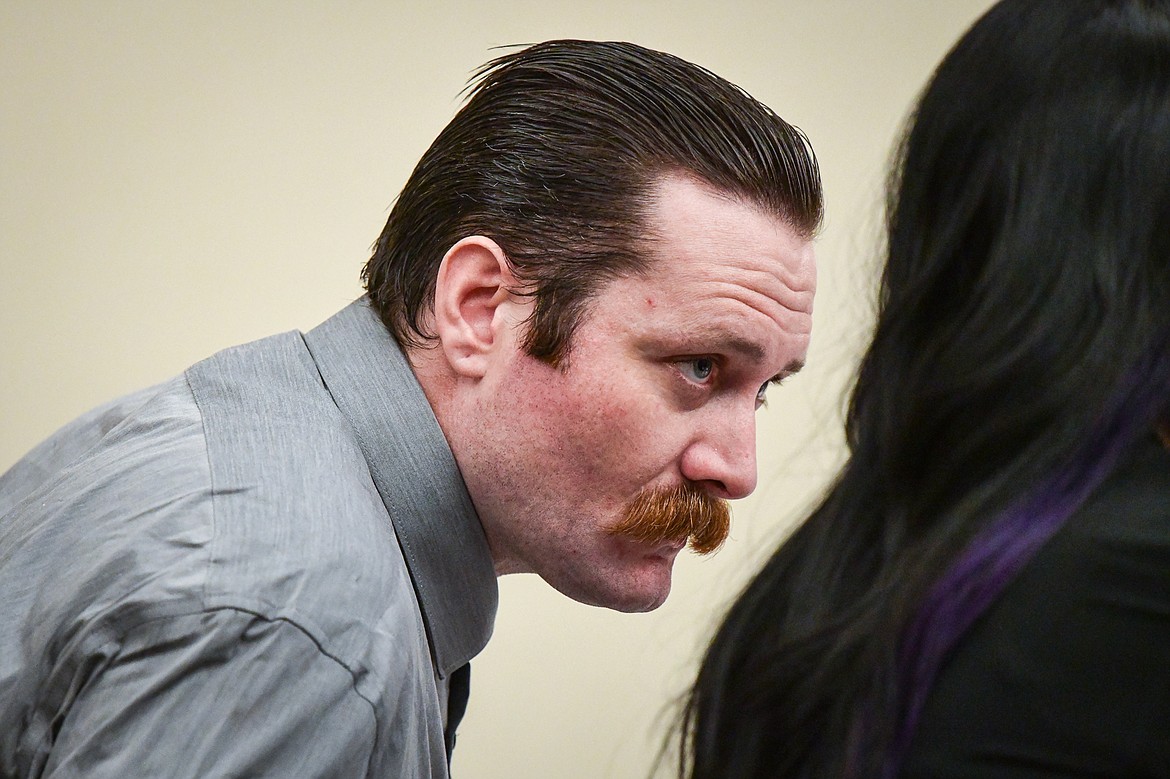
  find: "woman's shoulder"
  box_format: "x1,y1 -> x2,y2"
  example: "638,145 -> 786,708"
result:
903,433 -> 1170,778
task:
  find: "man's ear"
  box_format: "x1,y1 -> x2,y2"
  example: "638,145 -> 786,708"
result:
432,236 -> 520,379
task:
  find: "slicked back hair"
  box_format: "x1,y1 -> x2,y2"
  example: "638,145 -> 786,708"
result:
362,39 -> 822,366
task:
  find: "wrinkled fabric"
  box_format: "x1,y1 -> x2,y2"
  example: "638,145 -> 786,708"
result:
0,298 -> 497,778
903,435 -> 1170,778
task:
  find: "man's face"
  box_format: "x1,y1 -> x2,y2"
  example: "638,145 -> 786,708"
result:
465,175 -> 816,612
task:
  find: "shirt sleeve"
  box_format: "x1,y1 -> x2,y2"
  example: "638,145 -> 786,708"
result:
0,383 -> 168,517
41,608 -> 377,778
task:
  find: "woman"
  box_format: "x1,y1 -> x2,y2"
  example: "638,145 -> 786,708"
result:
682,1 -> 1170,777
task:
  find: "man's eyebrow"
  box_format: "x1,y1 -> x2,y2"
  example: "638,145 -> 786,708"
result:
720,336 -> 767,362
714,337 -> 806,377
771,358 -> 806,382
677,328 -> 805,375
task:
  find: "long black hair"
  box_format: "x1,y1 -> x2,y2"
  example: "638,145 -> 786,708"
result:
682,1 -> 1170,777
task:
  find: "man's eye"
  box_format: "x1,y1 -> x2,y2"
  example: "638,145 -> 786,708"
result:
679,358 -> 715,384
756,382 -> 770,408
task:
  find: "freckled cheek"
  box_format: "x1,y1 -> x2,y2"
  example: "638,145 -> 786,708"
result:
568,396 -> 680,487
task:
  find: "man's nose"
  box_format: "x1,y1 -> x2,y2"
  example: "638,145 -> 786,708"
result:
679,408 -> 758,500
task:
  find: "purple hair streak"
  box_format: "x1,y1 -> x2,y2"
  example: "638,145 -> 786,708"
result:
881,353 -> 1170,778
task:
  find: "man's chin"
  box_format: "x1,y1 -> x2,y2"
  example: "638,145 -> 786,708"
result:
613,586 -> 671,613
583,559 -> 677,613
538,536 -> 682,611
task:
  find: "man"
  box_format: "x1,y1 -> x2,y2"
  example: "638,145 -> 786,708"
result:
0,40 -> 821,777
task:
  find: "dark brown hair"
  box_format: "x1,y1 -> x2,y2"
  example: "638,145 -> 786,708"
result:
363,39 -> 822,365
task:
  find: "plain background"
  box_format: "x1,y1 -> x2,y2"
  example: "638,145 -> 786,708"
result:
2,2 -> 996,777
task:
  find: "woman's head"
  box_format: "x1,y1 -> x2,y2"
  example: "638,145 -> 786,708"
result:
864,2 -> 1170,771
857,0 -> 1170,516
684,2 -> 1170,777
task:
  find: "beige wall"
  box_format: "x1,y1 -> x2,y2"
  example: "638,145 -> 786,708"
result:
1,2 -> 995,777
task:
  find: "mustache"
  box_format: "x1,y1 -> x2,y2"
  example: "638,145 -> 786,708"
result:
606,483 -> 731,555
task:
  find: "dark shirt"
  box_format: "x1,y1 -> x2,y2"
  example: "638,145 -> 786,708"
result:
903,435 -> 1170,777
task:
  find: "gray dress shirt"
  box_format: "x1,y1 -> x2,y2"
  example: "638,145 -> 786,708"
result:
0,298 -> 498,778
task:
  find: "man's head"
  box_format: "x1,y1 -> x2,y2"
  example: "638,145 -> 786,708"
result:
363,39 -> 822,366
371,41 -> 822,612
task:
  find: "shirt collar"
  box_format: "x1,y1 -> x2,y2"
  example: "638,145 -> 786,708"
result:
302,297 -> 497,678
